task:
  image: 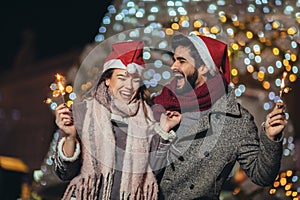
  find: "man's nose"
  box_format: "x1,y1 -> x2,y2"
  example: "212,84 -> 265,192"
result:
171,61 -> 179,70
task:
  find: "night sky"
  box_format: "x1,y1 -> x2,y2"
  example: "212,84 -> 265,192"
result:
0,1 -> 112,72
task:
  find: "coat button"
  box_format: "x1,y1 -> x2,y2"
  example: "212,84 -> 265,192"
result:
189,184 -> 194,190
164,179 -> 171,183
178,156 -> 184,161
204,151 -> 209,157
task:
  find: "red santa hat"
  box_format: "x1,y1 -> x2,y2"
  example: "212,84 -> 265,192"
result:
187,34 -> 231,84
103,40 -> 145,75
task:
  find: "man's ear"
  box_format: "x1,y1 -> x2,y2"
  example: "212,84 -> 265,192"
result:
198,65 -> 209,75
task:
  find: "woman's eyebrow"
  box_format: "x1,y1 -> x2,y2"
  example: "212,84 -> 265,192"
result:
116,73 -> 128,77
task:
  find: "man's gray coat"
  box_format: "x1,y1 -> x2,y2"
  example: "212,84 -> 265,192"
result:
155,91 -> 282,199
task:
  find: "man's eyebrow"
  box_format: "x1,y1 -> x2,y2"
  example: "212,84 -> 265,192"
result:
175,56 -> 187,60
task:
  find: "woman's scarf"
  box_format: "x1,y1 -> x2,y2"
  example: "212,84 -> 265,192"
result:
62,82 -> 158,200
153,74 -> 228,121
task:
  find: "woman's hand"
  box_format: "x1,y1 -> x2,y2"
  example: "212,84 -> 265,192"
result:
55,104 -> 77,138
265,101 -> 287,140
160,111 -> 181,132
55,104 -> 77,157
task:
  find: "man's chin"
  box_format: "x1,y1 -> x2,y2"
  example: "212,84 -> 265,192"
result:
172,77 -> 194,94
175,87 -> 185,95
175,84 -> 192,94
175,82 -> 193,95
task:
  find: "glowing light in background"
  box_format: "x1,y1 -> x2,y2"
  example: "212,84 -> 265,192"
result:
80,1 -> 300,198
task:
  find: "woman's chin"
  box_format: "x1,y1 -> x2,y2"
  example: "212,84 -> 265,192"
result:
118,94 -> 132,103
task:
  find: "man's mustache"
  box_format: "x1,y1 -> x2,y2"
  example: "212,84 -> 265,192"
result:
172,70 -> 184,77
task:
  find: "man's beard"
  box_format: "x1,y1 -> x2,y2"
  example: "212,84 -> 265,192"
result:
174,69 -> 198,94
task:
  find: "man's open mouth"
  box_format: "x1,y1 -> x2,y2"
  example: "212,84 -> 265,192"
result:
173,71 -> 185,89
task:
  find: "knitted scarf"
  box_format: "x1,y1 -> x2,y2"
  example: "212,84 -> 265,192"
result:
153,74 -> 228,121
62,82 -> 158,200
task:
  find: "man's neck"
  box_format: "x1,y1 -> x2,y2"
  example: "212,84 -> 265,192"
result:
194,77 -> 207,89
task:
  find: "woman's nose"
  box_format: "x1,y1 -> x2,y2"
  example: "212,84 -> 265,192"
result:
124,79 -> 133,89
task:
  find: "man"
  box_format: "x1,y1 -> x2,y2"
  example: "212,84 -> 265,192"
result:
152,34 -> 287,199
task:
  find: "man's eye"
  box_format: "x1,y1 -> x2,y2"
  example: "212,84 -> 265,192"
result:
118,78 -> 126,81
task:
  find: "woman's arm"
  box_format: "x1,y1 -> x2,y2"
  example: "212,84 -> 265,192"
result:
53,104 -> 82,181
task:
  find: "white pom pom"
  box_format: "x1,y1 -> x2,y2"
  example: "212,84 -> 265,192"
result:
127,63 -> 136,74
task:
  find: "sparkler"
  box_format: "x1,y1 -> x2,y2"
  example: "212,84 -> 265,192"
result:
44,73 -> 67,108
279,71 -> 292,100
55,73 -> 66,103
276,71 -> 292,109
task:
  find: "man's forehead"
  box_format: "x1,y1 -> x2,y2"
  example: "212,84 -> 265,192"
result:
174,46 -> 194,59
174,45 -> 191,54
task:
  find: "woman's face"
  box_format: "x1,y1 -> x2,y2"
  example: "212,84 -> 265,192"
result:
105,69 -> 141,103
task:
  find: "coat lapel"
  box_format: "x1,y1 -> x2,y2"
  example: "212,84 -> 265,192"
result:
181,90 -> 241,139
211,90 -> 241,116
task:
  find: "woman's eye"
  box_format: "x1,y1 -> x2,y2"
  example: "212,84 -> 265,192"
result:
133,79 -> 141,83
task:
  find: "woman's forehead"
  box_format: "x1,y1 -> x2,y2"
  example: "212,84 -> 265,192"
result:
112,68 -> 141,78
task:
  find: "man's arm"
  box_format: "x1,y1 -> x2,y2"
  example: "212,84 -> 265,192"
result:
237,110 -> 283,186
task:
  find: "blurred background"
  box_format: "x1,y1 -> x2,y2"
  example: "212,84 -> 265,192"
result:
0,0 -> 299,199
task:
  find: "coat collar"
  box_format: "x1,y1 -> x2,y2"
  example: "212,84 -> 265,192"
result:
210,88 -> 241,116
182,88 -> 241,137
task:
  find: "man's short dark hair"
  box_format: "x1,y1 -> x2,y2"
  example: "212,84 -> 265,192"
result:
171,34 -> 205,68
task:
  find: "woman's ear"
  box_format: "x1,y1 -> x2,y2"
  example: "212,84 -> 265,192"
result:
198,65 -> 209,75
105,78 -> 110,87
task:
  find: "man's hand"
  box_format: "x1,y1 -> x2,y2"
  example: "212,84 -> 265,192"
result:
265,101 -> 287,140
160,111 -> 181,132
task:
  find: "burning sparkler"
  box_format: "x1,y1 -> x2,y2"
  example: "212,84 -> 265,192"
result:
44,73 -> 67,109
279,71 -> 292,100
276,71 -> 292,110
55,73 -> 66,103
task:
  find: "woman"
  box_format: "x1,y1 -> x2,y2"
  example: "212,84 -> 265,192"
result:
54,40 -> 180,200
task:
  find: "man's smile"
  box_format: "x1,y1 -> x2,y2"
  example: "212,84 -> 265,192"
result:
173,70 -> 185,89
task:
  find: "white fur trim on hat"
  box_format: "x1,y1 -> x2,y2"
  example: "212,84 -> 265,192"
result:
188,34 -> 217,73
57,137 -> 81,162
103,59 -> 144,75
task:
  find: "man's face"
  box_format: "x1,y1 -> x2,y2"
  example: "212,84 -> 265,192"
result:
106,69 -> 141,103
171,45 -> 199,94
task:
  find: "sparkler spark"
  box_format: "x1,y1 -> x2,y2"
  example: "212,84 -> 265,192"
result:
44,98 -> 52,104
55,73 -> 66,103
279,71 -> 289,99
277,71 -> 291,108
44,73 -> 67,109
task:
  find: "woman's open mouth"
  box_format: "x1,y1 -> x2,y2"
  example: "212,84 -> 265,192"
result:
120,91 -> 132,101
